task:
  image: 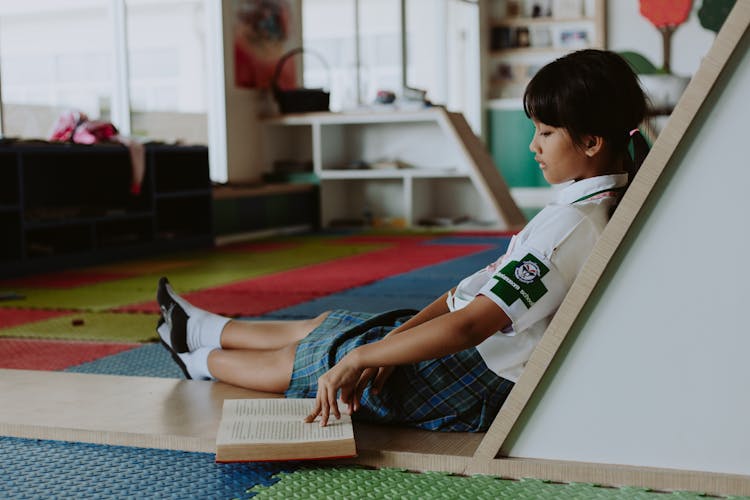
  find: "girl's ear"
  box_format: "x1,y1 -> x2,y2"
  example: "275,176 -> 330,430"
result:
584,135 -> 604,157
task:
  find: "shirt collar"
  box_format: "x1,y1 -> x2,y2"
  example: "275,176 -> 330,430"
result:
554,174 -> 629,205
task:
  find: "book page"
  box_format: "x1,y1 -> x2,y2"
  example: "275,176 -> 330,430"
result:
216,398 -> 353,446
222,398 -> 319,420
217,417 -> 353,445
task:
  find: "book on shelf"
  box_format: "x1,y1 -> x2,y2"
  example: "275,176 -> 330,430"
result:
215,398 -> 357,463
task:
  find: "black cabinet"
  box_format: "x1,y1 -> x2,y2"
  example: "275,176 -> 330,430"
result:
0,143 -> 212,278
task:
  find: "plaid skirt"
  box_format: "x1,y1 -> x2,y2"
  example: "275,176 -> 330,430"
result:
285,309 -> 514,432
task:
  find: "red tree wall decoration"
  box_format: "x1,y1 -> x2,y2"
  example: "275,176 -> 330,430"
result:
639,0 -> 693,73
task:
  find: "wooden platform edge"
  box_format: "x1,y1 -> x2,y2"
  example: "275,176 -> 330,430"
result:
0,422 -> 214,454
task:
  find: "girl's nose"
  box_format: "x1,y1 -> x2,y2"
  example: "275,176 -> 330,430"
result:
529,136 -> 538,153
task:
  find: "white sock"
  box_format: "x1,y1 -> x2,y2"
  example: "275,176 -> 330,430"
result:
157,323 -> 216,380
164,282 -> 230,351
180,347 -> 216,381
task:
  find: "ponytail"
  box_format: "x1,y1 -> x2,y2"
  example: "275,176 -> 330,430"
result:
626,128 -> 650,186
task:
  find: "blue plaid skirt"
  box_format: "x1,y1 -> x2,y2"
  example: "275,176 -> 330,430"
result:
285,309 -> 514,432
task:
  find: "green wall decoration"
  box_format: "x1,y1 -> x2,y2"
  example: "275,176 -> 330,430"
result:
639,0 -> 694,73
698,0 -> 737,32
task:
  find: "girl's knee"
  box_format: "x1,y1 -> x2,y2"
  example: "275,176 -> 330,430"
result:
308,311 -> 331,329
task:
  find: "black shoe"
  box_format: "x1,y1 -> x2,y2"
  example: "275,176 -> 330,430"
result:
157,277 -> 190,353
156,317 -> 192,380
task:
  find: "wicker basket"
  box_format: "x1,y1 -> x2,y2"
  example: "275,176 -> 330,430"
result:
272,47 -> 330,114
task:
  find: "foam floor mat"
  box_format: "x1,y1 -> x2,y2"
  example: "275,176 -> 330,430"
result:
0,436 -> 295,500
0,312 -> 159,343
0,437 -> 716,500
65,343 -> 186,378
0,238 -> 383,312
0,338 -> 138,371
0,308 -> 73,328
250,467 -> 711,499
119,242 -> 491,316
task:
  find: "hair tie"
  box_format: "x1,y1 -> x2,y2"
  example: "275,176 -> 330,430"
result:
629,128 -> 640,137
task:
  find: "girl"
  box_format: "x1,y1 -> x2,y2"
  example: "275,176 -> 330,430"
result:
156,49 -> 649,432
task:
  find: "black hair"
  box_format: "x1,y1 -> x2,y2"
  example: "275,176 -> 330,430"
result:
523,49 -> 650,181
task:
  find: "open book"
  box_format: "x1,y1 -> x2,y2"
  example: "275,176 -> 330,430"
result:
215,398 -> 356,463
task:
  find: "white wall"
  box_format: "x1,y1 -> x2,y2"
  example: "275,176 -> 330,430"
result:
607,2 -> 717,77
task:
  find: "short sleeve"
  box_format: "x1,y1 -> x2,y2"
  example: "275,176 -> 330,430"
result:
478,245 -> 569,334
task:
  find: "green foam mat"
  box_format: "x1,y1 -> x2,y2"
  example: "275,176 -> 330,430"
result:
248,468 -> 716,499
0,312 -> 158,343
0,239 -> 383,312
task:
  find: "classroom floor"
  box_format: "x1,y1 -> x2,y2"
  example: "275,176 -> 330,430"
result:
0,231 -> 724,499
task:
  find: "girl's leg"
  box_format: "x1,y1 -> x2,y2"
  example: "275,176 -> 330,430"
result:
207,343 -> 297,393
158,276 -> 329,352
220,311 -> 329,350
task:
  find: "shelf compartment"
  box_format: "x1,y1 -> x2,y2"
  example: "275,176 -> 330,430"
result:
318,120 -> 462,172
22,147 -> 143,217
96,216 -> 154,248
25,223 -> 93,259
261,123 -> 314,174
320,179 -> 405,228
0,151 -> 19,207
155,195 -> 212,240
318,167 -> 462,180
491,16 -> 596,27
152,146 -> 210,194
0,212 -> 22,261
412,177 -> 498,227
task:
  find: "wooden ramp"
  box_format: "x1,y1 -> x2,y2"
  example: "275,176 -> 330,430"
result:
2,4 -> 749,497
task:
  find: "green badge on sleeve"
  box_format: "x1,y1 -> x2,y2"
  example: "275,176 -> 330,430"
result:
490,253 -> 549,308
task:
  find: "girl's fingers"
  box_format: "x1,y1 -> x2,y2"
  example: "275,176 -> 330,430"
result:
373,366 -> 394,393
320,392 -> 329,427
329,386 -> 340,421
305,400 -> 322,423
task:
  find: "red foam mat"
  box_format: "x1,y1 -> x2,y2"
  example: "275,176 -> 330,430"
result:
0,309 -> 73,329
0,338 -> 138,371
333,235 -> 434,245
118,243 -> 490,316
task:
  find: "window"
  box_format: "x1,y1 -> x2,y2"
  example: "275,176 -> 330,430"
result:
125,0 -> 208,144
302,0 -> 480,132
0,0 -> 209,145
0,0 -> 113,139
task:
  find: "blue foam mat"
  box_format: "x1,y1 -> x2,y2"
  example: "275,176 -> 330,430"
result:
0,436 -> 295,499
65,343 -> 184,378
261,294 -> 433,319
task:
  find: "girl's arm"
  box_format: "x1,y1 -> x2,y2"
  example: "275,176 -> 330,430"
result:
386,288 -> 454,336
351,288 -> 459,407
306,295 -> 510,426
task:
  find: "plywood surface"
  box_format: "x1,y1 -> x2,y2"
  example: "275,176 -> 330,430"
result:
0,369 -> 481,458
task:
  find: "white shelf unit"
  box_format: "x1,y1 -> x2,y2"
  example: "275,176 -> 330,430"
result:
262,108 -> 525,230
480,0 -> 607,100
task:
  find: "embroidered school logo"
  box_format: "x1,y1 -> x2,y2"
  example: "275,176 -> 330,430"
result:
490,253 -> 550,309
514,260 -> 541,284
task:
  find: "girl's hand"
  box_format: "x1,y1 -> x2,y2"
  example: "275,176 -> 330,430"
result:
371,366 -> 394,393
305,353 -> 363,426
351,365 -> 395,411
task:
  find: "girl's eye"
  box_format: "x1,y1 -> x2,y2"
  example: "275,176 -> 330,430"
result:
540,131 -> 552,137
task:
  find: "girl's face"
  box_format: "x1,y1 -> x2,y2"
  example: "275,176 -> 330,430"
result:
529,120 -> 599,185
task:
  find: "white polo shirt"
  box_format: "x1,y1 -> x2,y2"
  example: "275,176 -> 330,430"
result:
447,173 -> 628,382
